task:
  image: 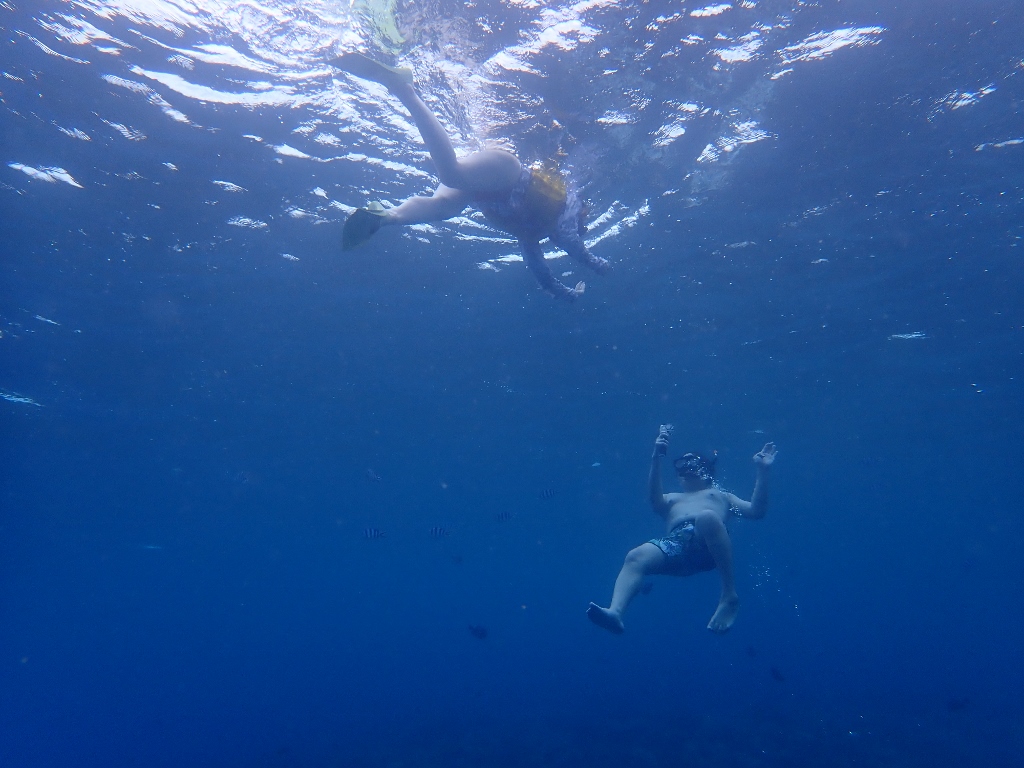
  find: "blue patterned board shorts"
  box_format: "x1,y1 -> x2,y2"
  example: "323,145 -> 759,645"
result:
649,521 -> 716,576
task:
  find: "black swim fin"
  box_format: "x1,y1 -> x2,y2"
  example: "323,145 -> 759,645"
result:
333,52 -> 413,89
342,203 -> 388,250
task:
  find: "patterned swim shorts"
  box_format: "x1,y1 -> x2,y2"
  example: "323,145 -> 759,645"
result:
649,521 -> 716,576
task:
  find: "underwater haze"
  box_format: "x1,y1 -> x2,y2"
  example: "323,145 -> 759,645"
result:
2,0 -> 1023,766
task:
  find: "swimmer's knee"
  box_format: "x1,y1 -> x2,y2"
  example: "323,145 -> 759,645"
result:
624,544 -> 660,570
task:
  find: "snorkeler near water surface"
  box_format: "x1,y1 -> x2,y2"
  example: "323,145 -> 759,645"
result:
588,425 -> 776,635
333,53 -> 611,301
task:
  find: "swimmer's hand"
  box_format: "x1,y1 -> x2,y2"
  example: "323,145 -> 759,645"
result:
753,442 -> 777,468
654,424 -> 673,457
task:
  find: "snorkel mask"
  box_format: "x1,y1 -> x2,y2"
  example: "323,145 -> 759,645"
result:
674,451 -> 717,484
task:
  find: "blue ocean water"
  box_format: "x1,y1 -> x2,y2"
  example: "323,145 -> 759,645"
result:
2,0 -> 1022,766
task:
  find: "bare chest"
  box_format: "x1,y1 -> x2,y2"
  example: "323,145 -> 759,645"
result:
665,489 -> 731,527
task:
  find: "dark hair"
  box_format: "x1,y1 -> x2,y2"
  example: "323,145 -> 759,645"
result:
673,451 -> 717,482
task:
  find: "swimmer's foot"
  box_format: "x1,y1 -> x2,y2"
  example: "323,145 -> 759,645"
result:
707,594 -> 740,634
333,52 -> 414,90
342,203 -> 388,250
587,602 -> 624,634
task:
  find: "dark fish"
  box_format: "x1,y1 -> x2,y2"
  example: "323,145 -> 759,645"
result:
639,580 -> 654,595
468,624 -> 488,640
947,697 -> 970,712
429,525 -> 451,538
770,666 -> 785,683
364,527 -> 385,539
365,469 -> 382,482
538,488 -> 557,500
495,511 -> 516,522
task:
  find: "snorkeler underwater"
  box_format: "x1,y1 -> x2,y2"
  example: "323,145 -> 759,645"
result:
335,52 -> 610,301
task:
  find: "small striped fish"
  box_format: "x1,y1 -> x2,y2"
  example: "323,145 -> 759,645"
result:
364,527 -> 385,539
538,488 -> 557,500
495,511 -> 516,522
428,525 -> 451,538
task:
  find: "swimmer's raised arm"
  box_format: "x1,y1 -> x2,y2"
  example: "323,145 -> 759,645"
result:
729,442 -> 776,519
648,424 -> 674,516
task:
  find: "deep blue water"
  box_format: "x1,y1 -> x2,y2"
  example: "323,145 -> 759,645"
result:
2,1 -> 1023,766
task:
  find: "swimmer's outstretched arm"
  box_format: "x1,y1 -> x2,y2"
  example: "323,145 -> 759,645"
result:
554,235 -> 611,276
728,443 -> 776,519
649,425 -> 673,516
520,240 -> 584,301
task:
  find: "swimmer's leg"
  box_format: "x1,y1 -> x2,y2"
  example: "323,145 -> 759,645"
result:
388,90 -> 520,192
343,185 -> 470,249
521,239 -> 584,302
692,510 -> 740,634
334,54 -> 520,193
333,53 -> 414,89
384,184 -> 471,225
588,543 -> 666,634
555,236 -> 611,276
